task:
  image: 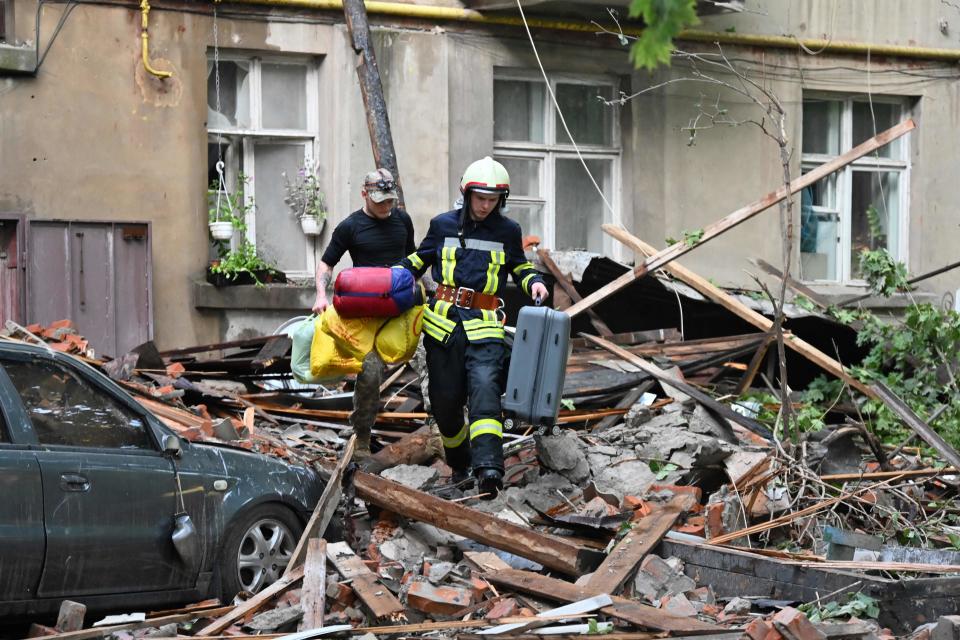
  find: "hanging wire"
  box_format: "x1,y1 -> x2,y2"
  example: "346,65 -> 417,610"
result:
515,0 -> 616,219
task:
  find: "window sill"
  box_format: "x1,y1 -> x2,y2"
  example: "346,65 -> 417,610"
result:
804,285 -> 939,310
192,280 -> 315,311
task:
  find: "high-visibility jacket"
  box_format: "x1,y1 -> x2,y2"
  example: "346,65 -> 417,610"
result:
399,208 -> 544,344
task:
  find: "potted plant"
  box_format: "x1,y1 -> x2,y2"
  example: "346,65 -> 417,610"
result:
283,161 -> 327,236
208,173 -> 251,241
207,240 -> 286,288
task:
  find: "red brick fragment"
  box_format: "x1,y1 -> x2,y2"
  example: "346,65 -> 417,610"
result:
772,607 -> 826,640
745,618 -> 777,640
166,362 -> 186,378
486,598 -> 519,619
406,578 -> 474,616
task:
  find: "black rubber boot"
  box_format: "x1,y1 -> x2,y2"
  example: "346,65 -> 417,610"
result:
476,467 -> 503,500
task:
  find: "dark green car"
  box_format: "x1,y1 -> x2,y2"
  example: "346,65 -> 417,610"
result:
0,342 -> 326,617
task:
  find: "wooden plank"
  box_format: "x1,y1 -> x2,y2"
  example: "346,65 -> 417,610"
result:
585,493 -> 696,596
285,436 -> 356,576
871,382 -> 960,471
362,423 -> 442,474
537,248 -> 613,337
298,539 -> 327,631
158,336 -> 271,358
194,567 -> 304,636
252,335 -> 292,369
352,470 -> 601,576
581,334 -> 772,439
462,551 -> 512,573
39,607 -> 234,640
733,331 -> 776,395
484,569 -> 722,633
326,541 -> 405,619
565,119 -> 916,319
752,259 -> 832,310
600,224 -> 876,398
569,328 -> 681,349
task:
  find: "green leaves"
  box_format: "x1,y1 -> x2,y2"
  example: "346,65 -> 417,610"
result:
799,593 -> 880,623
628,0 -> 700,71
858,248 -> 910,297
648,459 -> 679,480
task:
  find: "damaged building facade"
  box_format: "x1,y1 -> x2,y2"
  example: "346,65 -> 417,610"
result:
1,0 -> 958,355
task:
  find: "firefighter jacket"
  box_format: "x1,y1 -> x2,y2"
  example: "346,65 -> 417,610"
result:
399,207 -> 544,345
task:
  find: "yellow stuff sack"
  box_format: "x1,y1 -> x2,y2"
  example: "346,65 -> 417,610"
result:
310,305 -> 424,379
376,305 -> 424,363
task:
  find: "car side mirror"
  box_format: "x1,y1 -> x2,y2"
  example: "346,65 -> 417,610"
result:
162,434 -> 182,457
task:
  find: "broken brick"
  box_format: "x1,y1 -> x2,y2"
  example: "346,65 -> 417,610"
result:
165,362 -> 186,378
486,598 -> 519,619
745,619 -> 777,640
649,484 -> 703,503
675,514 -> 706,536
406,578 -> 473,616
773,607 -> 827,640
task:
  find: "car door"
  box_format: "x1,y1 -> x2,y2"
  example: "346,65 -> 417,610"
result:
0,354 -> 197,597
0,378 -> 45,603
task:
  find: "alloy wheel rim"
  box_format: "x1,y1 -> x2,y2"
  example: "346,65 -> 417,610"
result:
236,518 -> 295,593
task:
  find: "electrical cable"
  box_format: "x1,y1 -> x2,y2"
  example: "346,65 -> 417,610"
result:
34,0 -> 79,72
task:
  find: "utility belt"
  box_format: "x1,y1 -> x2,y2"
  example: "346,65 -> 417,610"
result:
434,284 -> 502,312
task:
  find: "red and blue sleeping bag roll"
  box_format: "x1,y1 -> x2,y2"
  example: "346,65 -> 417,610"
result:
332,267 -> 417,318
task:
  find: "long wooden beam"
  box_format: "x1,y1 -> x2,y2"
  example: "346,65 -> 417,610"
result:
352,470 -> 601,575
565,120 -> 916,319
484,569 -> 722,633
600,225 -> 875,398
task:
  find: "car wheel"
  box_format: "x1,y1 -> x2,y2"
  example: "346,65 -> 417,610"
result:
219,505 -> 303,597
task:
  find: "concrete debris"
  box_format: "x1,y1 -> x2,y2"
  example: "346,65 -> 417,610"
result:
381,464 -> 440,490
18,295 -> 960,640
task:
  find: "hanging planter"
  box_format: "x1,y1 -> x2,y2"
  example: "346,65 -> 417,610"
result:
300,215 -> 325,236
208,220 -> 235,241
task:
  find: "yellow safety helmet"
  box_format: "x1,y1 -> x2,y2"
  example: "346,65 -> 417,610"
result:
460,156 -> 510,198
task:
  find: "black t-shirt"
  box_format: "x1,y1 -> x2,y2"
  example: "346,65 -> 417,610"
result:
320,208 -> 416,268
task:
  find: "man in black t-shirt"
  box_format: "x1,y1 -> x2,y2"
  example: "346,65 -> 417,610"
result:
312,168 -> 415,457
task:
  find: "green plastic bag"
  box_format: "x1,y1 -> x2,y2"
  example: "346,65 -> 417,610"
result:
290,315 -> 321,384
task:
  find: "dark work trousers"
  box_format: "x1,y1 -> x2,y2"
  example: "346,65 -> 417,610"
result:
350,350 -> 384,453
425,324 -> 507,475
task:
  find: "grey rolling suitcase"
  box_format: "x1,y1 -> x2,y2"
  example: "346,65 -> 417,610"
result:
503,306 -> 571,428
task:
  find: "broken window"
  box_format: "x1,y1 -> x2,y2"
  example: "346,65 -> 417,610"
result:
494,72 -> 621,256
207,54 -> 320,277
800,95 -> 910,283
3,359 -> 151,449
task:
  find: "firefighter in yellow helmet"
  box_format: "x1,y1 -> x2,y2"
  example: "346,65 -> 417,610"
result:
398,157 -> 548,498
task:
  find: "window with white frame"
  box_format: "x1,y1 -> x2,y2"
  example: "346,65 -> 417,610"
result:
206,54 -> 320,276
493,71 -> 620,256
800,94 -> 910,283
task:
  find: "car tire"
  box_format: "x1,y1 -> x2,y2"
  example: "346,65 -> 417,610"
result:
218,504 -> 303,598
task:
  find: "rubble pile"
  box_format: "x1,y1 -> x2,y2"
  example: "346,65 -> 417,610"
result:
10,262 -> 960,640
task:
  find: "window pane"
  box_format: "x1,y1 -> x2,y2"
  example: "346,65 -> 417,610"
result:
494,80 -> 545,143
556,83 -> 614,146
853,101 -> 902,159
207,60 -> 251,129
555,158 -> 612,252
506,202 -> 544,243
4,360 -> 150,449
262,63 -> 308,130
799,177 -> 840,281
802,99 -> 840,156
850,171 -> 900,278
495,156 -> 540,197
253,143 -> 308,271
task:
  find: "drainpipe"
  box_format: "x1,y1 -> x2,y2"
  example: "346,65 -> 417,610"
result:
140,0 -> 172,78
230,0 -> 960,62
342,0 -> 405,208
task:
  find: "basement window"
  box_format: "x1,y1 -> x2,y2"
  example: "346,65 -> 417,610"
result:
206,53 -> 320,278
493,71 -> 622,257
800,94 -> 910,284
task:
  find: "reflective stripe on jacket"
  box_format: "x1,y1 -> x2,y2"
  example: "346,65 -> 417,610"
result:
399,208 -> 543,344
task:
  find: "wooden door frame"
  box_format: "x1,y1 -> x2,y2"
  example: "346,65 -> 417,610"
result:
0,214 -> 27,325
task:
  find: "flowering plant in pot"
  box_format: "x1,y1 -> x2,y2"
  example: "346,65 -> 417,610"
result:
283,161 -> 327,236
208,173 -> 252,241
